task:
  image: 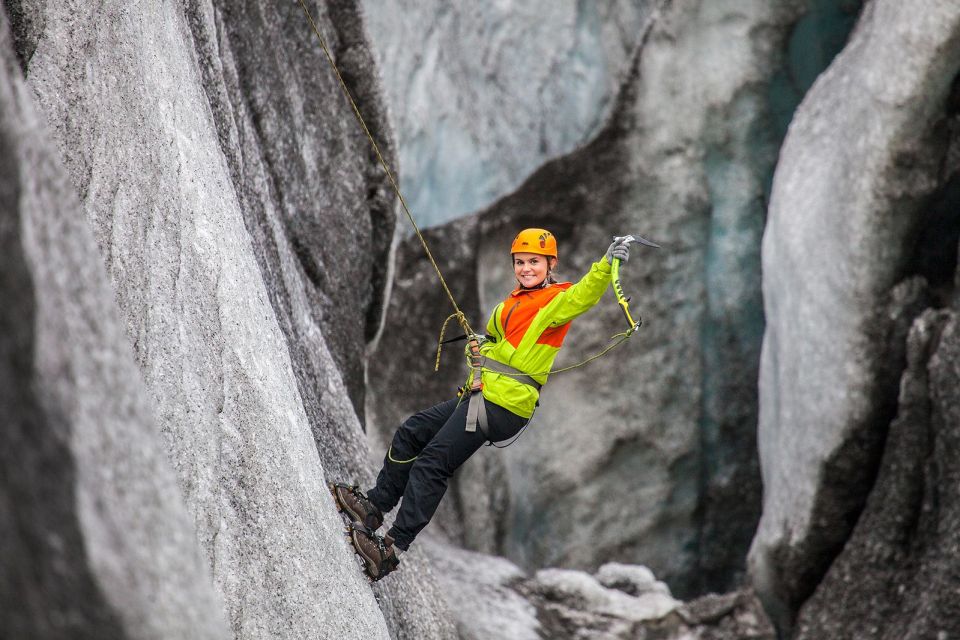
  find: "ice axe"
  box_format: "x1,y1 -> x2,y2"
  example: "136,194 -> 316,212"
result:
611,234 -> 661,334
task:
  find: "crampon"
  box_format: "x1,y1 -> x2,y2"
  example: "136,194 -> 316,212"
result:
330,483 -> 398,582
329,482 -> 384,531
344,522 -> 399,582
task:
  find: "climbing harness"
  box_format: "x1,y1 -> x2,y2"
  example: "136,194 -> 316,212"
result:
296,4 -> 662,423
465,356 -> 541,434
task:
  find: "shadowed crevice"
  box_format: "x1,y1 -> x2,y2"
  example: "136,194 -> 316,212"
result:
0,56 -> 125,638
3,0 -> 44,72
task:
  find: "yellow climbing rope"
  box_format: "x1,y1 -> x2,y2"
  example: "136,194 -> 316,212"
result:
296,0 -> 475,340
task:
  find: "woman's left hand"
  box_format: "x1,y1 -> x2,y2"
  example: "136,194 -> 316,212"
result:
605,237 -> 631,264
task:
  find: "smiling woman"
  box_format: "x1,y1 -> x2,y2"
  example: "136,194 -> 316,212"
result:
331,228 -> 634,580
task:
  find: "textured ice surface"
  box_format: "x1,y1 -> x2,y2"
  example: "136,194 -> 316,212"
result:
362,0 -> 652,225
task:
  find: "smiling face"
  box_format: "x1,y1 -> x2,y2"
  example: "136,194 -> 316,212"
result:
513,252 -> 557,288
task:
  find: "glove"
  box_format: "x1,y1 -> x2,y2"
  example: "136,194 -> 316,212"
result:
605,236 -> 631,264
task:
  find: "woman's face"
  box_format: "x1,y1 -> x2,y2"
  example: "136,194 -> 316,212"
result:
513,252 -> 555,288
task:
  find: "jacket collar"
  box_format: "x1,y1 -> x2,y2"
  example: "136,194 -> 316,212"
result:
510,282 -> 550,297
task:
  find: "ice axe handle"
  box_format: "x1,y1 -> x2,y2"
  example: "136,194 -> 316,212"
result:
611,257 -> 641,334
610,235 -> 659,334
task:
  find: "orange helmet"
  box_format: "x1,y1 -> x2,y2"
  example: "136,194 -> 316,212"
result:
510,228 -> 557,258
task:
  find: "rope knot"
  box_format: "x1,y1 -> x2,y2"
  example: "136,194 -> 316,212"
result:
434,312 -> 476,372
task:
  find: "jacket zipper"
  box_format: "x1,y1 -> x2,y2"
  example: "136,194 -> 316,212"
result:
502,300 -> 521,335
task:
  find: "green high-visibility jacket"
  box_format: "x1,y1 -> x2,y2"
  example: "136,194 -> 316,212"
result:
466,257 -> 613,418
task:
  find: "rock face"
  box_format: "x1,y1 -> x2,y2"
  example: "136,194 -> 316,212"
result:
4,0 -> 453,638
0,17 -> 229,639
794,309 -> 960,640
361,0 -> 654,225
368,0 -> 859,597
749,0 -> 960,631
183,0 -> 397,439
426,538 -> 774,640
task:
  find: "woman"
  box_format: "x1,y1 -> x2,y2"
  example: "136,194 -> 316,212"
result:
332,229 -> 632,580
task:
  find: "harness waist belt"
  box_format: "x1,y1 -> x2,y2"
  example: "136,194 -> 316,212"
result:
481,358 -> 542,391
466,357 -> 540,434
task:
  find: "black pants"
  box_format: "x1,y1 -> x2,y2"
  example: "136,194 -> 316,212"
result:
366,396 -> 527,550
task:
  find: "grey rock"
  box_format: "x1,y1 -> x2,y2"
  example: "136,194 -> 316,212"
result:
520,565 -> 771,640
180,6 -> 455,634
424,536 -> 542,640
530,566 -> 679,623
11,0 -> 456,637
679,592 -> 743,626
361,0 -> 654,225
677,590 -> 776,640
0,15 -> 230,639
427,539 -> 771,640
368,0 -> 835,596
749,0 -> 960,630
793,308 -> 960,639
596,562 -> 673,597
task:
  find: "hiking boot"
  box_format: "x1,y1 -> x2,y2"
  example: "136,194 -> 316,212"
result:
331,483 -> 384,531
349,523 -> 400,581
